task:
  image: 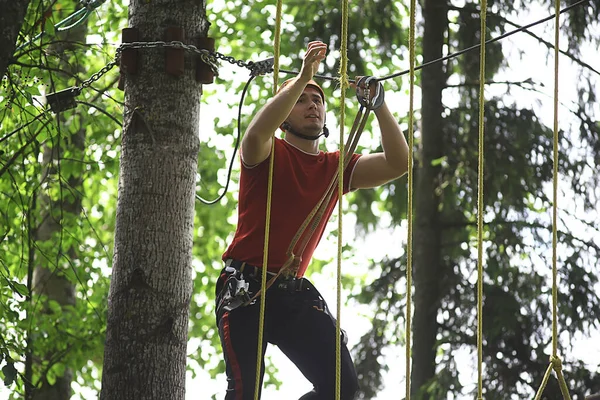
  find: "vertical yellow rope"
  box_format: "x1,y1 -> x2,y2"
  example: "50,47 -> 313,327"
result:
534,1 -> 571,398
476,1 -> 488,399
405,0 -> 416,398
551,0 -> 561,366
336,1 -> 349,399
253,1 -> 283,399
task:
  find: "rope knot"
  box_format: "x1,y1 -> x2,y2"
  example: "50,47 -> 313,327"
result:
550,355 -> 563,371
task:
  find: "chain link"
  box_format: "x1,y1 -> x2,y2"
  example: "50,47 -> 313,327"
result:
75,41 -> 271,94
120,41 -> 222,76
79,59 -> 118,91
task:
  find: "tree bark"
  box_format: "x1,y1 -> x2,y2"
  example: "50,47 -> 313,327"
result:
0,0 -> 30,79
411,0 -> 448,398
100,1 -> 207,399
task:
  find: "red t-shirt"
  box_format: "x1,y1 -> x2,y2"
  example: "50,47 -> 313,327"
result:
222,137 -> 361,277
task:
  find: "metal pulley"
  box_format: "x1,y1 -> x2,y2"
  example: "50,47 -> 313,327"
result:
355,76 -> 385,110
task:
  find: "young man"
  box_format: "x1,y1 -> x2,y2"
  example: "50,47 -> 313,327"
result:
215,40 -> 410,399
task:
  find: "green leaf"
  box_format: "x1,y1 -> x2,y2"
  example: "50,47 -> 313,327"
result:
2,361 -> 17,386
10,281 -> 28,297
22,90 -> 33,105
43,19 -> 56,36
431,156 -> 447,166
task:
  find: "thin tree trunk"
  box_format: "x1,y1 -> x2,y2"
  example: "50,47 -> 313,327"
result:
100,1 -> 206,399
411,0 -> 448,398
30,4 -> 87,399
0,0 -> 30,79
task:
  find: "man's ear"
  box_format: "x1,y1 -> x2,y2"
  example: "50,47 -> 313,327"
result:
281,121 -> 291,132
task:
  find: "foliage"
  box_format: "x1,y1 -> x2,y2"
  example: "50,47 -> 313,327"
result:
2,0 -> 125,396
350,0 -> 600,399
1,0 -> 599,399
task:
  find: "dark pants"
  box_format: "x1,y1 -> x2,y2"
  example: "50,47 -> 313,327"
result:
215,265 -> 359,400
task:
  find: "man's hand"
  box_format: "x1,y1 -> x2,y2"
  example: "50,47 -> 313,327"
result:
299,41 -> 327,82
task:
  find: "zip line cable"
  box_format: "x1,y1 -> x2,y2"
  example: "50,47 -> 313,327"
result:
277,0 -> 593,83
377,0 -> 591,81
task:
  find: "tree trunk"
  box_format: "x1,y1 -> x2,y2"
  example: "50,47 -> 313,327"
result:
0,0 -> 30,79
411,0 -> 448,398
30,5 -> 87,399
100,1 -> 206,399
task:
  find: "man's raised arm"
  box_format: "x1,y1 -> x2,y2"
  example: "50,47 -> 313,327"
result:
241,41 -> 327,166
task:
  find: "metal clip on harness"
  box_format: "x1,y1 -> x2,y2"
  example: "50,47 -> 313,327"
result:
216,268 -> 252,316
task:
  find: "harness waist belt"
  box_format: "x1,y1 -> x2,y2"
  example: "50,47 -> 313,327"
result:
224,259 -> 306,291
224,259 -> 278,278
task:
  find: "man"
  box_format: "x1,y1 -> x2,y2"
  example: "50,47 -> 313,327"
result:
215,40 -> 409,399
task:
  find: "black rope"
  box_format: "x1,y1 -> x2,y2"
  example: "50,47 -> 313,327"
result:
195,75 -> 256,205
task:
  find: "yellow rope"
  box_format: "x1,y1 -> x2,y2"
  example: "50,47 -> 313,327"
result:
476,1 -> 488,399
405,0 -> 416,398
336,1 -> 349,398
534,1 -> 571,398
551,0 -> 562,370
253,1 -> 283,398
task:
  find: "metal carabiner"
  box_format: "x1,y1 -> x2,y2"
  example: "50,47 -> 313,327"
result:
355,76 -> 385,111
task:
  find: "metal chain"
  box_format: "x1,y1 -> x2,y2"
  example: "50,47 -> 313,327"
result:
119,41 -> 221,76
116,41 -> 274,76
79,59 -> 118,92
75,41 -> 272,95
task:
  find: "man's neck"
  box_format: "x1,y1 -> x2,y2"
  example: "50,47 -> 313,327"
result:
283,132 -> 320,154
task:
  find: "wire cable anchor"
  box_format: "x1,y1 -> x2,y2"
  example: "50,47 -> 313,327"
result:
46,87 -> 81,113
248,57 -> 275,77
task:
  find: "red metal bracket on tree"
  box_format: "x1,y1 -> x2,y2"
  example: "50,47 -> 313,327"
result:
165,27 -> 185,77
118,27 -> 139,91
195,37 -> 215,84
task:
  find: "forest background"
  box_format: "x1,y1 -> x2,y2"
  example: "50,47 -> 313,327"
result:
1,0 -> 599,399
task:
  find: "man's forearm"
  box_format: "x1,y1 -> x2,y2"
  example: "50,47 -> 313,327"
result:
245,77 -> 309,143
375,103 -> 410,172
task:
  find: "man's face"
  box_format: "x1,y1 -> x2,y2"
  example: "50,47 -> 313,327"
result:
285,86 -> 325,137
